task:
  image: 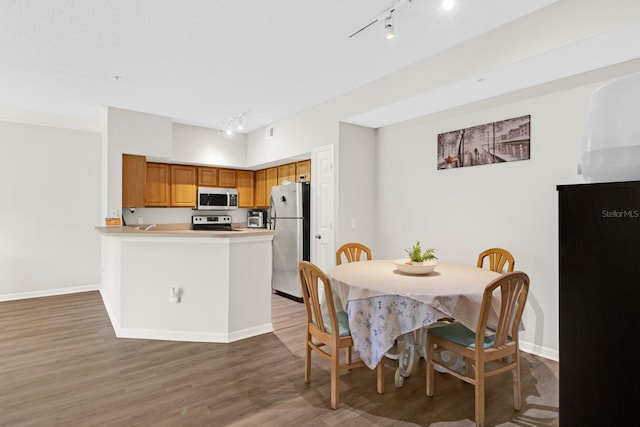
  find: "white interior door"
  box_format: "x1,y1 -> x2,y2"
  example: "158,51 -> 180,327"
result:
311,145 -> 334,273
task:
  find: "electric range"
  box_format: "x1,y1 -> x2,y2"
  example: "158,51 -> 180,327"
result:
191,215 -> 232,231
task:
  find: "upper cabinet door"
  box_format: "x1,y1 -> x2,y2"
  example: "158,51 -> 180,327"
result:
266,167 -> 278,205
237,170 -> 255,208
254,169 -> 267,207
296,160 -> 311,182
122,154 -> 146,208
218,168 -> 237,188
198,166 -> 218,187
145,163 -> 170,207
170,165 -> 196,207
277,163 -> 296,185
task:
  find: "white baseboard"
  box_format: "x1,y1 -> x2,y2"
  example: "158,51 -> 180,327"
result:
112,323 -> 273,344
520,340 -> 559,362
98,288 -> 274,343
0,284 -> 99,302
228,323 -> 274,342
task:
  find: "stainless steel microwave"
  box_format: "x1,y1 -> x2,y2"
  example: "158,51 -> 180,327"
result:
197,187 -> 238,210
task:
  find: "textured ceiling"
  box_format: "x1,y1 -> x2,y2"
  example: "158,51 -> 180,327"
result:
0,0 -> 562,133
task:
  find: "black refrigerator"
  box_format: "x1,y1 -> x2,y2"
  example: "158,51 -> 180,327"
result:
557,181 -> 640,424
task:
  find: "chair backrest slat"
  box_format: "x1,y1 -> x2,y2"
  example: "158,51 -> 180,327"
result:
336,242 -> 372,265
477,247 -> 515,273
299,261 -> 339,337
476,271 -> 529,350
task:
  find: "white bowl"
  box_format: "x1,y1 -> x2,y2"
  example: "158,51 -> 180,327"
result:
394,259 -> 438,275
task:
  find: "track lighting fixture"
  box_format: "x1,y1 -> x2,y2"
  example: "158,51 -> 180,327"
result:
348,0 -> 409,39
348,0 -> 455,39
384,12 -> 395,40
220,110 -> 249,136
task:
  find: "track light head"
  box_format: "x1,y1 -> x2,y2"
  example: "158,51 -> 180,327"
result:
220,109 -> 249,135
384,13 -> 395,40
442,0 -> 455,11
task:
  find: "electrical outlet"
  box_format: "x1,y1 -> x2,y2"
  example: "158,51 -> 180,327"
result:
109,208 -> 118,218
138,217 -> 144,224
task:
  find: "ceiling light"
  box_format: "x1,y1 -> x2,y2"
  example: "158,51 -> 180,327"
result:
348,0 -> 417,39
384,12 -> 395,40
442,0 -> 454,11
220,109 -> 249,135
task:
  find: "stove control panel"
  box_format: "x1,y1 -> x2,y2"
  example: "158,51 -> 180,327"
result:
192,215 -> 232,225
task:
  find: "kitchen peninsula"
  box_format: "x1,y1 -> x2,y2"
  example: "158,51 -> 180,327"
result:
95,225 -> 276,343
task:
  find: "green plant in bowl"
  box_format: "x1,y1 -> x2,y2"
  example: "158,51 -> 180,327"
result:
405,241 -> 438,264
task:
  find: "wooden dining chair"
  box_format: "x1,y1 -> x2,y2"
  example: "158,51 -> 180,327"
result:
477,247 -> 515,273
299,261 -> 384,409
335,242 -> 372,265
425,271 -> 530,427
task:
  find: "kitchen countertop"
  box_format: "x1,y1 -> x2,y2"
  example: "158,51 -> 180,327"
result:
95,224 -> 276,238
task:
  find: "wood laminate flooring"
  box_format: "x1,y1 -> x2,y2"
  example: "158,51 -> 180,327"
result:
0,291 -> 559,426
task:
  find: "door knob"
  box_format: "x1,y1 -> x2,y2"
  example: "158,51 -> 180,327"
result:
315,234 -> 322,239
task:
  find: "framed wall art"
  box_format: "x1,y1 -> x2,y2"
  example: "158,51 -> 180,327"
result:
437,114 -> 530,170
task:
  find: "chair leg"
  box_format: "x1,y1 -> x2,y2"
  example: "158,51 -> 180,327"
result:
475,360 -> 485,427
305,338 -> 311,383
512,352 -> 522,410
377,359 -> 385,394
330,347 -> 340,409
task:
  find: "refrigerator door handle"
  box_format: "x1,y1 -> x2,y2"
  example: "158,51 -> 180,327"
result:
269,194 -> 276,218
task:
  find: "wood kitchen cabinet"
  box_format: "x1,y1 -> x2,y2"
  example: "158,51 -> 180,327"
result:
218,168 -> 237,188
254,169 -> 267,207
197,166 -> 218,187
266,167 -> 278,205
277,163 -> 297,185
296,160 -> 311,182
125,156 -> 308,210
170,165 -> 196,207
236,170 -> 255,208
254,167 -> 279,208
145,163 -> 170,207
122,154 -> 146,207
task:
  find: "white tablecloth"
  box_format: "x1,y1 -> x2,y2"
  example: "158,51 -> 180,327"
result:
329,260 -> 500,369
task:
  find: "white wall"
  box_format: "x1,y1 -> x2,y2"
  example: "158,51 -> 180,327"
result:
335,123 -> 377,248
373,79 -> 611,360
171,123 -> 247,167
0,120 -> 102,299
106,107 -> 173,219
121,207 -> 251,227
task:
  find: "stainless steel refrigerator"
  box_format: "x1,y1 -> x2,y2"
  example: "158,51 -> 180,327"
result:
270,182 -> 310,302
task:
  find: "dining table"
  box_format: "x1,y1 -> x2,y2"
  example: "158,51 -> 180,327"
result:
329,259 -> 501,386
